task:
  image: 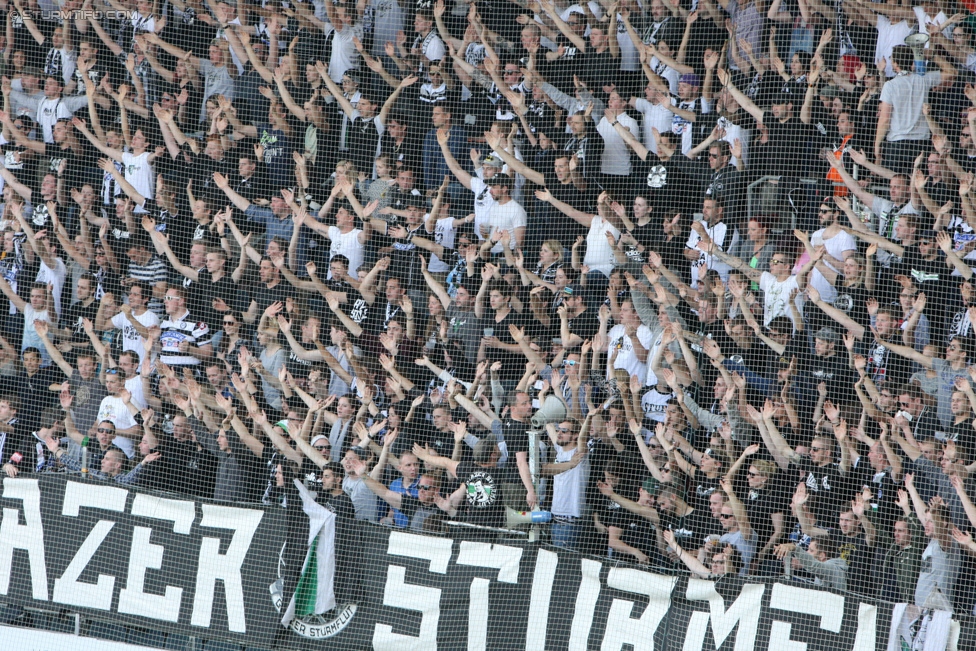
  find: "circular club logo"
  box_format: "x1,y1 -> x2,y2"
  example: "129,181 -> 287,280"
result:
269,542 -> 358,640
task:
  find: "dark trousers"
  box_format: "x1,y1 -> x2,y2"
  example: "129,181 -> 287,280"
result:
883,139 -> 927,176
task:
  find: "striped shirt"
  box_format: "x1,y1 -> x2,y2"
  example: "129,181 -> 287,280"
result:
128,256 -> 168,318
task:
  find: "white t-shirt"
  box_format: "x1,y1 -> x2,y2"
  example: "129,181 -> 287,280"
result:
97,395 -> 137,431
551,445 -> 589,518
641,386 -> 673,423
583,215 -> 620,277
428,215 -> 457,273
415,30 -> 445,62
633,97 -> 676,153
614,13 -> 639,71
759,272 -> 800,326
607,323 -> 654,382
809,228 -> 856,303
469,177 -> 499,243
596,113 -> 641,175
125,374 -> 146,410
329,23 -> 364,82
23,304 -> 51,364
327,226 -> 365,277
122,151 -> 154,201
110,309 -> 160,365
650,58 -> 681,95
36,257 -> 67,318
685,221 -> 732,288
36,96 -> 74,143
484,199 -> 527,254
875,15 -> 913,77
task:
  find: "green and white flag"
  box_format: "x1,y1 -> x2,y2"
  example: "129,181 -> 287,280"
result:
281,479 -> 337,625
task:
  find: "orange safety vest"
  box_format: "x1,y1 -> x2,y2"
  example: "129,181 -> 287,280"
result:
826,134 -> 854,196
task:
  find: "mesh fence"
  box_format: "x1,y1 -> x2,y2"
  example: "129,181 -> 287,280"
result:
0,0 -> 974,648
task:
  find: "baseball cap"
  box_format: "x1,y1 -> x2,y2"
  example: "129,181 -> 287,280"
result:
679,73 -> 701,87
563,283 -> 583,297
771,91 -> 795,105
482,155 -> 505,169
819,85 -> 841,99
815,326 -> 840,343
642,477 -> 661,496
402,193 -> 427,209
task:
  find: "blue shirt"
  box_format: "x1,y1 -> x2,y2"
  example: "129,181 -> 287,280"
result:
422,125 -> 469,191
245,205 -> 307,268
387,476 -> 419,527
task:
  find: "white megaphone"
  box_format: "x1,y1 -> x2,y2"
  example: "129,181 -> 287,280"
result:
506,507 -> 552,528
530,394 -> 567,429
905,33 -> 930,75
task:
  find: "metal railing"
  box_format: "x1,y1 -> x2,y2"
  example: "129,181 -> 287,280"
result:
746,176 -> 892,231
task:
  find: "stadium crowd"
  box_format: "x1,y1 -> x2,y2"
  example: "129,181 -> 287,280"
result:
3,0 -> 976,644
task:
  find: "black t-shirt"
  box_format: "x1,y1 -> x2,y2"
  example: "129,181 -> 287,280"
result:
544,172 -> 594,243
806,352 -> 858,407
831,529 -> 872,596
577,49 -> 618,90
665,506 -> 722,552
849,462 -> 901,537
756,117 -> 817,179
61,298 -> 99,345
380,133 -> 422,173
188,270 -> 240,331
346,115 -> 382,174
43,142 -> 81,187
248,280 -> 291,317
486,309 -> 527,381
14,367 -> 65,431
92,265 -> 123,302
455,460 -> 506,529
286,340 -> 323,379
502,418 -> 530,458
603,502 -> 658,559
861,338 -> 913,391
689,473 -> 722,512
745,482 -> 789,543
633,156 -> 686,215
397,493 -> 444,532
796,458 -> 847,525
565,307 -> 599,348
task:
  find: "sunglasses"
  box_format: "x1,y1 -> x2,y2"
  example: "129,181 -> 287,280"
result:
97,427 -> 115,433
104,368 -> 121,375
557,426 -> 571,432
719,513 -> 734,519
224,320 -> 237,325
418,484 -> 436,490
563,360 -> 578,366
